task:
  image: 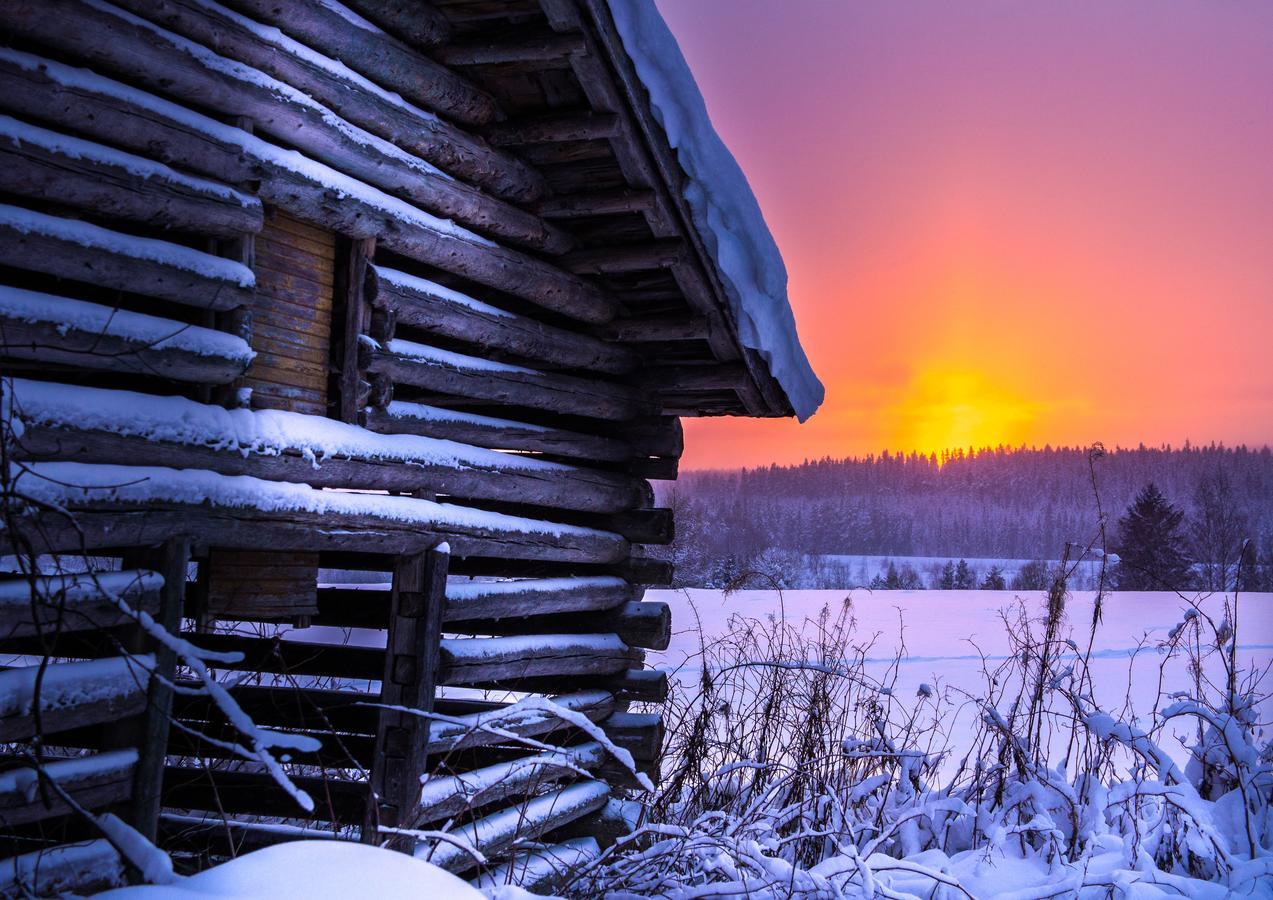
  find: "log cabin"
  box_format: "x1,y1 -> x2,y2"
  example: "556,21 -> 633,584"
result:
0,0 -> 821,893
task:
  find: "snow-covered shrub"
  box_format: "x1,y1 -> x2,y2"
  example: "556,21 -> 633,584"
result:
560,591 -> 1272,898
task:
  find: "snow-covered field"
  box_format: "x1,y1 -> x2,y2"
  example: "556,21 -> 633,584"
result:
651,588 -> 1273,769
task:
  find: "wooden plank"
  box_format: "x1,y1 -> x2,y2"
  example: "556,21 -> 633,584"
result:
364,546 -> 447,848
245,213 -> 333,414
161,766 -> 363,822
0,839 -> 128,897
341,0 -> 451,47
0,117 -> 263,238
0,657 -> 151,743
207,550 -> 319,619
434,29 -> 584,66
437,635 -> 640,685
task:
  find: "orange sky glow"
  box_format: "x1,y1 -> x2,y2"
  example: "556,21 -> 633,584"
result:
655,0 -> 1273,469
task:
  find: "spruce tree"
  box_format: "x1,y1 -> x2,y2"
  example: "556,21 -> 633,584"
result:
937,561 -> 956,590
1111,483 -> 1193,590
981,566 -> 1007,590
954,559 -> 975,590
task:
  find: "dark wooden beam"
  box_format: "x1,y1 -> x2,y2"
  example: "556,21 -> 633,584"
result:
0,119 -> 263,238
217,0 -> 497,125
342,0 -> 451,48
487,113 -> 619,146
433,30 -> 585,67
561,241 -> 686,276
364,546 -> 447,848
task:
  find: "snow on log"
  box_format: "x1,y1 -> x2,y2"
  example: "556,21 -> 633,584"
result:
315,575 -> 637,628
0,291 -> 254,384
364,339 -> 651,422
0,205 -> 254,311
0,749 -> 138,827
9,380 -> 647,514
375,266 -> 637,375
0,570 -> 163,638
6,462 -> 628,563
600,712 -> 664,762
415,741 -> 608,825
425,690 -> 616,755
114,0 -> 546,205
216,0 -> 497,126
445,575 -> 634,620
473,836 -> 600,894
0,44 -> 612,322
444,600 -> 671,651
0,839 -> 127,897
364,401 -> 633,464
437,634 -> 640,685
0,655 -> 153,742
0,114 -> 262,238
417,779 -> 611,873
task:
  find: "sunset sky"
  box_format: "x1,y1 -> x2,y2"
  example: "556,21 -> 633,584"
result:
656,0 -> 1273,470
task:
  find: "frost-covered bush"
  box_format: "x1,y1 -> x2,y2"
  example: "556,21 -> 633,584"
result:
562,592 -> 1272,898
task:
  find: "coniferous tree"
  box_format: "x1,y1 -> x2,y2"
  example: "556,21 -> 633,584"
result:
1111,483 -> 1193,590
937,561 -> 956,590
954,559 -> 976,590
981,566 -> 1007,590
1189,469 -> 1248,590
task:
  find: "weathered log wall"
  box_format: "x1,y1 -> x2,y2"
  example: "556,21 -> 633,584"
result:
0,0 -> 738,887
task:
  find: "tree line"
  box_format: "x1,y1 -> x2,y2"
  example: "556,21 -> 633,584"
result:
656,443 -> 1273,590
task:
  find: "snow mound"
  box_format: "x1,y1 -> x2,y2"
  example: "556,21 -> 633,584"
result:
607,0 -> 823,420
98,841 -> 483,898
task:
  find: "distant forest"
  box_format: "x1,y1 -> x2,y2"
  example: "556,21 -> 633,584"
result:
656,444 -> 1273,588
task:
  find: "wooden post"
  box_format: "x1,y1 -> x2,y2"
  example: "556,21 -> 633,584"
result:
131,538 -> 189,840
363,544 -> 448,849
334,236 -> 376,424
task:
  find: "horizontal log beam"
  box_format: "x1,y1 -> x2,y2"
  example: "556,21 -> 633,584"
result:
116,0 -> 551,211
363,402 -> 633,464
0,570 -> 161,639
376,267 -> 638,375
14,412 -> 647,515
487,113 -> 619,146
438,635 -> 640,685
447,601 -> 671,652
474,837 -> 600,894
0,205 -> 253,311
413,741 -> 608,826
434,30 -> 585,67
0,751 -> 137,827
162,766 -> 363,822
535,189 -> 657,220
0,840 -> 127,897
600,712 -> 663,762
602,315 -> 711,343
364,341 -> 652,421
0,116 -> 262,238
646,363 -> 752,393
0,656 -> 152,743
0,51 -> 610,321
0,295 -> 252,385
561,240 -> 686,276
316,575 -> 633,628
421,780 -> 611,873
218,0 -> 496,125
9,503 -> 625,566
340,0 -> 451,48
424,690 -> 616,757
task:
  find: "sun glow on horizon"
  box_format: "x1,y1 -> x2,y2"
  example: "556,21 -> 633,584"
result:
885,367 -> 1040,455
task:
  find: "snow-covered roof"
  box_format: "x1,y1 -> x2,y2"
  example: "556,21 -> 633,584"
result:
606,0 -> 824,421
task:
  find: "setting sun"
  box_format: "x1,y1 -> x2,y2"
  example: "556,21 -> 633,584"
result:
887,368 -> 1038,454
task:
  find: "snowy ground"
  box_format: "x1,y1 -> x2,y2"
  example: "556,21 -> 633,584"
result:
651,588 -> 1273,769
